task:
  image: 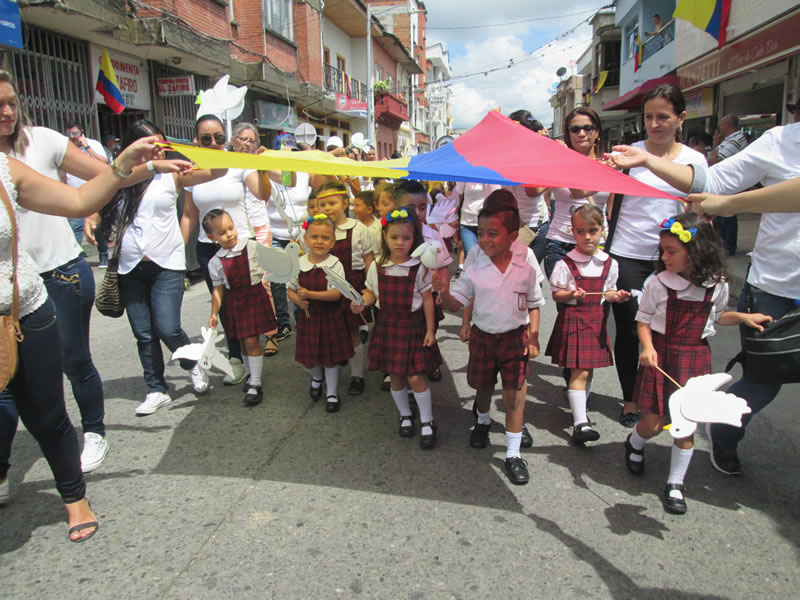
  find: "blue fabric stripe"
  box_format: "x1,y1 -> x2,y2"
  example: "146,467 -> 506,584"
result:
399,143 -> 518,185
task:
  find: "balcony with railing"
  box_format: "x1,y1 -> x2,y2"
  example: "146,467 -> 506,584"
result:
375,91 -> 409,128
323,63 -> 368,104
641,19 -> 675,63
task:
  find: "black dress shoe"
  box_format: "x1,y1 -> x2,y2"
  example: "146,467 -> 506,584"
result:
380,374 -> 391,391
663,483 -> 687,515
521,425 -> 533,448
619,411 -> 639,428
624,434 -> 645,475
428,368 -> 442,382
359,329 -> 369,344
325,395 -> 340,413
243,385 -> 263,406
420,421 -> 438,449
348,376 -> 365,396
398,414 -> 415,437
504,457 -> 529,485
572,423 -> 600,445
309,379 -> 323,401
470,422 -> 491,449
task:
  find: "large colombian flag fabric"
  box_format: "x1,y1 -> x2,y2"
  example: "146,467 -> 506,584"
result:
162,111 -> 680,201
96,50 -> 125,114
673,0 -> 732,49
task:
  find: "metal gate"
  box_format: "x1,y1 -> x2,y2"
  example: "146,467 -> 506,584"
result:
9,25 -> 96,137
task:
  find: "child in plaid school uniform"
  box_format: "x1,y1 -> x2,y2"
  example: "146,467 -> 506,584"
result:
288,215 -> 354,413
352,207 -> 442,449
205,209 -> 278,405
546,205 -> 631,445
434,189 -> 544,485
624,213 -> 771,514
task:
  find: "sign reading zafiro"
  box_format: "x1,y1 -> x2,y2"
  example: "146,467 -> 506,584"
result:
157,76 -> 196,97
89,45 -> 151,111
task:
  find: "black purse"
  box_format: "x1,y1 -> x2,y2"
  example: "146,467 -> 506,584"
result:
94,223 -> 127,318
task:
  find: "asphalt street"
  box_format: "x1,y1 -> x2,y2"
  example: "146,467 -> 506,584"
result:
1,224 -> 798,599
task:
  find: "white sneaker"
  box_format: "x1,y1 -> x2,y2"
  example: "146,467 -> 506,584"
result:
81,432 -> 109,473
190,364 -> 209,394
223,358 -> 248,385
0,478 -> 8,504
136,391 -> 172,416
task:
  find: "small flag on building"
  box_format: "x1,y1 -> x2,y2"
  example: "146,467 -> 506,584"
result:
673,0 -> 732,49
633,33 -> 643,72
96,50 -> 125,114
592,71 -> 609,95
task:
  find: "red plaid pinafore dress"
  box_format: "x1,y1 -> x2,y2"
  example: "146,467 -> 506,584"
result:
545,255 -> 613,369
633,284 -> 714,416
220,248 -> 277,339
294,265 -> 354,368
368,264 -> 442,376
331,227 -> 372,328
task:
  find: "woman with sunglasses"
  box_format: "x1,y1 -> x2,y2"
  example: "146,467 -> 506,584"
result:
181,115 -> 272,385
543,107 -> 609,280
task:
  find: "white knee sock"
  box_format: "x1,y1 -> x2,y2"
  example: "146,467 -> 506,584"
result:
506,431 -> 522,459
246,355 -> 263,387
628,425 -> 647,462
568,390 -> 588,426
391,388 -> 411,418
351,344 -> 365,378
413,388 -> 433,435
667,445 -> 694,495
305,365 -> 323,385
324,366 -> 339,400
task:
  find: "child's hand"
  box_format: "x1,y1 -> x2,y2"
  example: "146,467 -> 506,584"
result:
296,299 -> 310,311
423,331 -> 436,347
571,287 -> 587,300
296,286 -> 309,300
639,346 -> 658,368
742,312 -> 773,331
431,270 -> 447,293
612,289 -> 631,303
525,332 -> 540,359
209,314 -> 219,329
351,302 -> 365,314
459,322 -> 471,343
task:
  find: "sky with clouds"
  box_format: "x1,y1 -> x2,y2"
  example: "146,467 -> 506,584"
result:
425,0 -> 611,130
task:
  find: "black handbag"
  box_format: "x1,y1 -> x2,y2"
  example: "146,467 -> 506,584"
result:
94,222 -> 127,318
726,306 -> 800,384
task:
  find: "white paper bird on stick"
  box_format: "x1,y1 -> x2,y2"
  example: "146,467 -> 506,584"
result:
412,224 -> 450,269
271,185 -> 300,239
666,373 -> 751,439
171,326 -> 234,378
253,242 -> 301,284
322,265 -> 364,305
426,194 -> 458,239
195,75 -> 247,137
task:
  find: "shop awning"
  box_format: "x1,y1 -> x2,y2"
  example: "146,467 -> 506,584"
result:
602,75 -> 680,111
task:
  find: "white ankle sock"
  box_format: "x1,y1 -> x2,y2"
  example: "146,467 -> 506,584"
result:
351,344 -> 365,378
628,426 -> 647,462
306,365 -> 323,385
667,445 -> 694,495
324,366 -> 339,398
413,388 -> 433,435
477,409 -> 491,426
246,355 -> 263,387
506,431 -> 522,459
568,389 -> 588,426
391,387 -> 411,417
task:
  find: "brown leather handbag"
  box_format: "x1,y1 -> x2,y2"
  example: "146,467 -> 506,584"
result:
1,182 -> 23,389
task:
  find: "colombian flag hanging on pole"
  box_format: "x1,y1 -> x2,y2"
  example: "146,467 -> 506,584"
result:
633,34 -> 643,72
96,50 -> 125,114
673,0 -> 732,49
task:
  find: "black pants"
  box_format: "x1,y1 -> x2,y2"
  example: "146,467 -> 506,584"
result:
609,254 -> 655,404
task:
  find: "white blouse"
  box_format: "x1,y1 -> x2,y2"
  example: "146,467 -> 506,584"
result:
186,168 -> 256,244
455,182 -> 500,227
269,173 -> 310,240
365,257 -> 432,311
546,188 -> 610,244
549,249 -> 619,305
288,254 -> 344,291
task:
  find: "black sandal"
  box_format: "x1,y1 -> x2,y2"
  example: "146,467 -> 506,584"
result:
663,483 -> 687,515
325,395 -> 340,413
309,379 -> 323,401
420,421 -> 438,450
572,422 -> 600,445
398,414 -> 415,438
263,335 -> 278,357
624,434 -> 645,475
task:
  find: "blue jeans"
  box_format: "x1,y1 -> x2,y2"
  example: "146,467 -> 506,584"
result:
713,215 -> 738,255
529,220 -> 549,265
68,217 -> 84,246
710,282 -> 796,451
196,241 -> 242,361
119,261 -> 193,393
95,226 -> 109,262
460,224 -> 478,257
544,238 -> 575,280
4,300 -> 86,502
270,237 -> 292,330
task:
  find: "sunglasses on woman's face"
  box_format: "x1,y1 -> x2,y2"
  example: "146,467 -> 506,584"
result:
569,124 -> 597,134
199,133 -> 226,146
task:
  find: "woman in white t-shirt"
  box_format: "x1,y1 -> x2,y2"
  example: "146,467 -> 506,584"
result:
180,115 -> 272,385
455,181 -> 500,268
98,120 -> 226,416
603,84 -> 707,427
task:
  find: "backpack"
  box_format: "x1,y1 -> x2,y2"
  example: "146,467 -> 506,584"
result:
726,306 -> 800,384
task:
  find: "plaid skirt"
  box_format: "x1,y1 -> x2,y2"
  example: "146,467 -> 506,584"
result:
545,303 -> 612,369
295,299 -> 354,368
368,309 -> 442,376
222,284 -> 277,339
467,325 -> 528,391
633,332 -> 711,416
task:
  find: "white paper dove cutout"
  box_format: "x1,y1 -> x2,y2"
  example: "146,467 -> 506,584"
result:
412,224 -> 449,269
271,185 -> 300,238
667,373 -> 751,439
171,326 -> 234,378
350,132 -> 369,152
322,264 -> 364,305
196,75 -> 247,134
426,194 -> 458,238
254,242 -> 301,284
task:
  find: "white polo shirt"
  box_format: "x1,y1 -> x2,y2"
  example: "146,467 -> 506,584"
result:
704,123 -> 800,299
365,257 -> 431,311
288,254 -> 344,291
549,249 -> 619,305
455,182 -> 500,227
450,252 -> 545,334
186,168 -> 256,244
465,238 -> 544,284
635,271 -> 729,338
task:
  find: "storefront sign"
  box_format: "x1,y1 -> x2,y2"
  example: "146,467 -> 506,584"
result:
156,76 -> 196,97
0,0 -> 22,49
685,88 -> 714,120
336,93 -> 368,119
254,100 -> 297,130
89,45 -> 151,111
678,10 -> 800,92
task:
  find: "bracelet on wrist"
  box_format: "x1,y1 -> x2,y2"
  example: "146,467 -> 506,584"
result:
146,161 -> 156,175
111,161 -> 133,179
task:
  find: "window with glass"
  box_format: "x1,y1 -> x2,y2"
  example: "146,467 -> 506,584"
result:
263,0 -> 293,41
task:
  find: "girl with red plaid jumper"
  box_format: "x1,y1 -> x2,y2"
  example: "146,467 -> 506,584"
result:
546,205 -> 631,445
289,215 -> 353,413
624,213 -> 770,514
352,207 -> 442,449
205,210 -> 278,406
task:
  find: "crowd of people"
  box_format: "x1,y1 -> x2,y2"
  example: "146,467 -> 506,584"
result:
1,69 -> 798,543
